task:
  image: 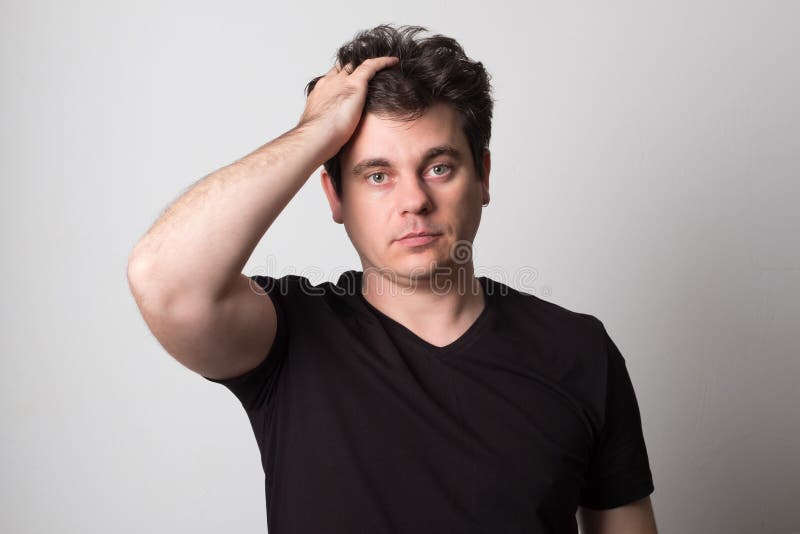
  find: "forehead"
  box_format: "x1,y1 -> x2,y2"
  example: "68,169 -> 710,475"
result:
342,102 -> 467,165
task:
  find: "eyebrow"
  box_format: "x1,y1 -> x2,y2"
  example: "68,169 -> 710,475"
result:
350,145 -> 464,177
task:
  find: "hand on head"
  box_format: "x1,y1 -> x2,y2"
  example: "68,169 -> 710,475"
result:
298,56 -> 400,162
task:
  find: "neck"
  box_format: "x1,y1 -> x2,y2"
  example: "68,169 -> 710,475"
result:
359,263 -> 485,338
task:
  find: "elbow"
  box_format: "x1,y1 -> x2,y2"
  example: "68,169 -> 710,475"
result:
126,252 -> 171,315
127,253 -> 213,325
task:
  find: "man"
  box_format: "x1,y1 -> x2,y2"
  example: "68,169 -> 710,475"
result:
127,24 -> 657,534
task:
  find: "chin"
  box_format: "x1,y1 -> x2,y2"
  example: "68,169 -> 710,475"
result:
397,256 -> 452,280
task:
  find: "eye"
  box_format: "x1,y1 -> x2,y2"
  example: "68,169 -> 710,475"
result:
430,164 -> 452,177
367,172 -> 388,185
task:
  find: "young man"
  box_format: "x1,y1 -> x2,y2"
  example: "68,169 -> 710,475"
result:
127,24 -> 657,534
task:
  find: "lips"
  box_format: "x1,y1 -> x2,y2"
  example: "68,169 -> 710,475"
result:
395,233 -> 441,247
397,230 -> 441,241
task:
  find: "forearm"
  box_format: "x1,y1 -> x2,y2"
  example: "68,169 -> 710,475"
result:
127,123 -> 330,311
577,497 -> 658,534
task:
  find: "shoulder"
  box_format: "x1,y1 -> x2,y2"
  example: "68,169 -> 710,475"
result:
248,272 -> 363,320
249,273 -> 349,300
250,273 -> 320,294
489,277 -> 605,343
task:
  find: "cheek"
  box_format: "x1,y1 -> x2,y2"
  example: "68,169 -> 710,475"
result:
450,196 -> 483,235
446,185 -> 479,216
344,203 -> 384,243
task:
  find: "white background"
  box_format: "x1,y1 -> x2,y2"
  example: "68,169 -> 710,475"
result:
2,1 -> 798,532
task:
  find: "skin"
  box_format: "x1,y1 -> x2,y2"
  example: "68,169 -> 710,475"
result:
578,496 -> 659,534
319,77 -> 659,532
129,49 -> 657,530
320,101 -> 492,348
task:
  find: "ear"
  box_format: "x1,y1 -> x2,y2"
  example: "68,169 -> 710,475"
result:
320,169 -> 344,224
480,148 -> 491,205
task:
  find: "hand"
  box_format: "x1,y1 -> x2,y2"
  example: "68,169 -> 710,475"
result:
297,56 -> 400,162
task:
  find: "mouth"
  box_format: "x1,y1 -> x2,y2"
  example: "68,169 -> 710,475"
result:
395,233 -> 442,247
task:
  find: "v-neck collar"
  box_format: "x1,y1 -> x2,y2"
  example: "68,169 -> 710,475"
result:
338,270 -> 495,357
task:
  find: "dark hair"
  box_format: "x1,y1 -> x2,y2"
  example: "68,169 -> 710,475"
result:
304,24 -> 494,199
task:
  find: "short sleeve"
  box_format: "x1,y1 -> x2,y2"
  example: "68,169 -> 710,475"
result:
201,274 -> 290,412
578,324 -> 655,510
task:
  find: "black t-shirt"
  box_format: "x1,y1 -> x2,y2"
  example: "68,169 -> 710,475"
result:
203,270 -> 654,533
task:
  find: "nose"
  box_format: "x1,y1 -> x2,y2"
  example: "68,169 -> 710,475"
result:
396,174 -> 433,215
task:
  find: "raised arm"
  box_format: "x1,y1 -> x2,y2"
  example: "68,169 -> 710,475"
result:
126,57 -> 399,380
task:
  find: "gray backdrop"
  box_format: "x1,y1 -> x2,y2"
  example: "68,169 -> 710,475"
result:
2,1 -> 798,533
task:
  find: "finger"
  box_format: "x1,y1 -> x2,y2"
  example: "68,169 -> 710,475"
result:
326,62 -> 340,76
350,56 -> 399,79
332,60 -> 354,75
